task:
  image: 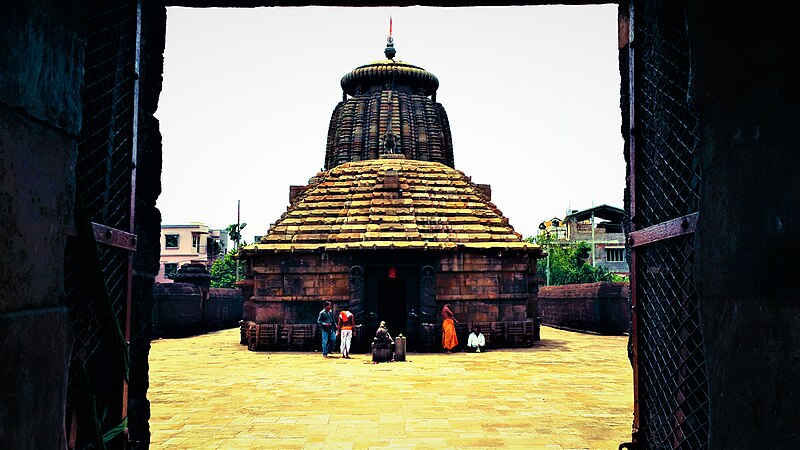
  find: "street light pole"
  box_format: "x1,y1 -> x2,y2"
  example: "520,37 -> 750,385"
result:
546,252 -> 550,286
590,210 -> 596,267
235,200 -> 240,281
546,230 -> 551,286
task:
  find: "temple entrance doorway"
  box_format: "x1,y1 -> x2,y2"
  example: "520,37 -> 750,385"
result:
363,263 -> 422,343
377,277 -> 407,336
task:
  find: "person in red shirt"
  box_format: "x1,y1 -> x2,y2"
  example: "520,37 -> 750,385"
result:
337,309 -> 355,358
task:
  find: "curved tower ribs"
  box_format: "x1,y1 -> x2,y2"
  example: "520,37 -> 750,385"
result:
324,38 -> 455,169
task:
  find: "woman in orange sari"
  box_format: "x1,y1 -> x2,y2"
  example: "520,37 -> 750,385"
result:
441,303 -> 459,353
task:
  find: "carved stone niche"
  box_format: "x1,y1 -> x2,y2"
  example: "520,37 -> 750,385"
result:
419,265 -> 436,322
349,265 -> 365,321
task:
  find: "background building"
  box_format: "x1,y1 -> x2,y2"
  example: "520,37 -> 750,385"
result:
539,205 -> 627,276
157,223 -> 228,283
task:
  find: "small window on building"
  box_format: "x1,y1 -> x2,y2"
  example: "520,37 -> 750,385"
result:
606,248 -> 624,262
192,234 -> 201,253
164,263 -> 178,277
164,234 -> 179,249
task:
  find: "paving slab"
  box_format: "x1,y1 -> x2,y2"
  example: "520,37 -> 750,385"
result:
149,326 -> 633,449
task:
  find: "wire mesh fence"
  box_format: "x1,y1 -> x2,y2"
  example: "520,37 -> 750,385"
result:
64,0 -> 138,447
634,0 -> 700,230
632,1 -> 709,448
75,0 -> 137,231
99,245 -> 131,319
636,235 -> 709,448
64,239 -> 119,367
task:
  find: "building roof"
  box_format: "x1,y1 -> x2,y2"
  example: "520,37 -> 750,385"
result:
564,205 -> 624,223
340,59 -> 439,96
241,156 -> 541,255
161,223 -> 209,230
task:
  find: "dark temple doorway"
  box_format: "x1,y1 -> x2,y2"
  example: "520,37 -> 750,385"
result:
378,278 -> 407,335
362,261 -> 423,342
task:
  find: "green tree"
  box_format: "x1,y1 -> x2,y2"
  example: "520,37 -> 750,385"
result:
224,222 -> 248,281
226,222 -> 247,251
528,232 -> 623,286
210,251 -> 240,288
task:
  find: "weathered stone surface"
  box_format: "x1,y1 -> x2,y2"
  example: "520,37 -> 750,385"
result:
242,250 -> 539,347
538,282 -> 630,335
0,108 -> 76,314
687,3 -> 800,446
0,1 -> 83,134
153,282 -> 203,336
0,306 -> 70,448
205,288 -> 244,329
135,113 -> 163,208
326,91 -> 453,169
128,272 -> 154,447
0,2 -> 82,447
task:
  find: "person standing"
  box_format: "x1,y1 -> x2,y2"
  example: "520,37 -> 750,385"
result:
317,301 -> 337,357
337,309 -> 355,358
441,303 -> 459,353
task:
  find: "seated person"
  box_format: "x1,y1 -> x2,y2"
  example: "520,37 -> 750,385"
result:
467,326 -> 486,352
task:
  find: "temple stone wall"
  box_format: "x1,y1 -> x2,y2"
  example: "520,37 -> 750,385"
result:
153,283 -> 203,336
247,253 -> 351,323
243,251 -> 537,328
206,288 -> 245,329
153,284 -> 243,336
538,282 -> 630,335
435,252 -> 535,323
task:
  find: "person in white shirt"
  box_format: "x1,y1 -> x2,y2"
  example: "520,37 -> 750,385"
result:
467,325 -> 486,353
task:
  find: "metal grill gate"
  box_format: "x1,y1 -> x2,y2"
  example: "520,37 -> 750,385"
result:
64,0 -> 141,448
626,1 -> 709,448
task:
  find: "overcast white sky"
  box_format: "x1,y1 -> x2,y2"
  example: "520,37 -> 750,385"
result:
156,5 -> 624,241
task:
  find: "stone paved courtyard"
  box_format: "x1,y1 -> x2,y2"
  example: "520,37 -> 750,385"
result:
148,326 -> 633,449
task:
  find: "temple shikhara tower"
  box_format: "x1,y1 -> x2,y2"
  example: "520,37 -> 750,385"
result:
239,32 -> 544,351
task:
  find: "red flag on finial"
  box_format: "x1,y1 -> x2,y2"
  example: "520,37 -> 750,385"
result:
389,16 -> 393,38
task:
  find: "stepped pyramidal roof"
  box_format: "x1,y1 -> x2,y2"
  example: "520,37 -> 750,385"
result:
245,156 -> 535,253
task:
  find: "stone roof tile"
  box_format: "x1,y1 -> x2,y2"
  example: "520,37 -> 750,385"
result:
241,158 -> 541,254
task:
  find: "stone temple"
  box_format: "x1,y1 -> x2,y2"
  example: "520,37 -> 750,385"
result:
238,37 -> 544,351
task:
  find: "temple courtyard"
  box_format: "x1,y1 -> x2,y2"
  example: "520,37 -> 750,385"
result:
148,326 -> 633,449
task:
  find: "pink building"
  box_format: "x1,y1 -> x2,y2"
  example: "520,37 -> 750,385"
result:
157,223 -> 228,283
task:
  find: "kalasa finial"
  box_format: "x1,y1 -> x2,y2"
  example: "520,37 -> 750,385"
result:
384,17 -> 396,60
